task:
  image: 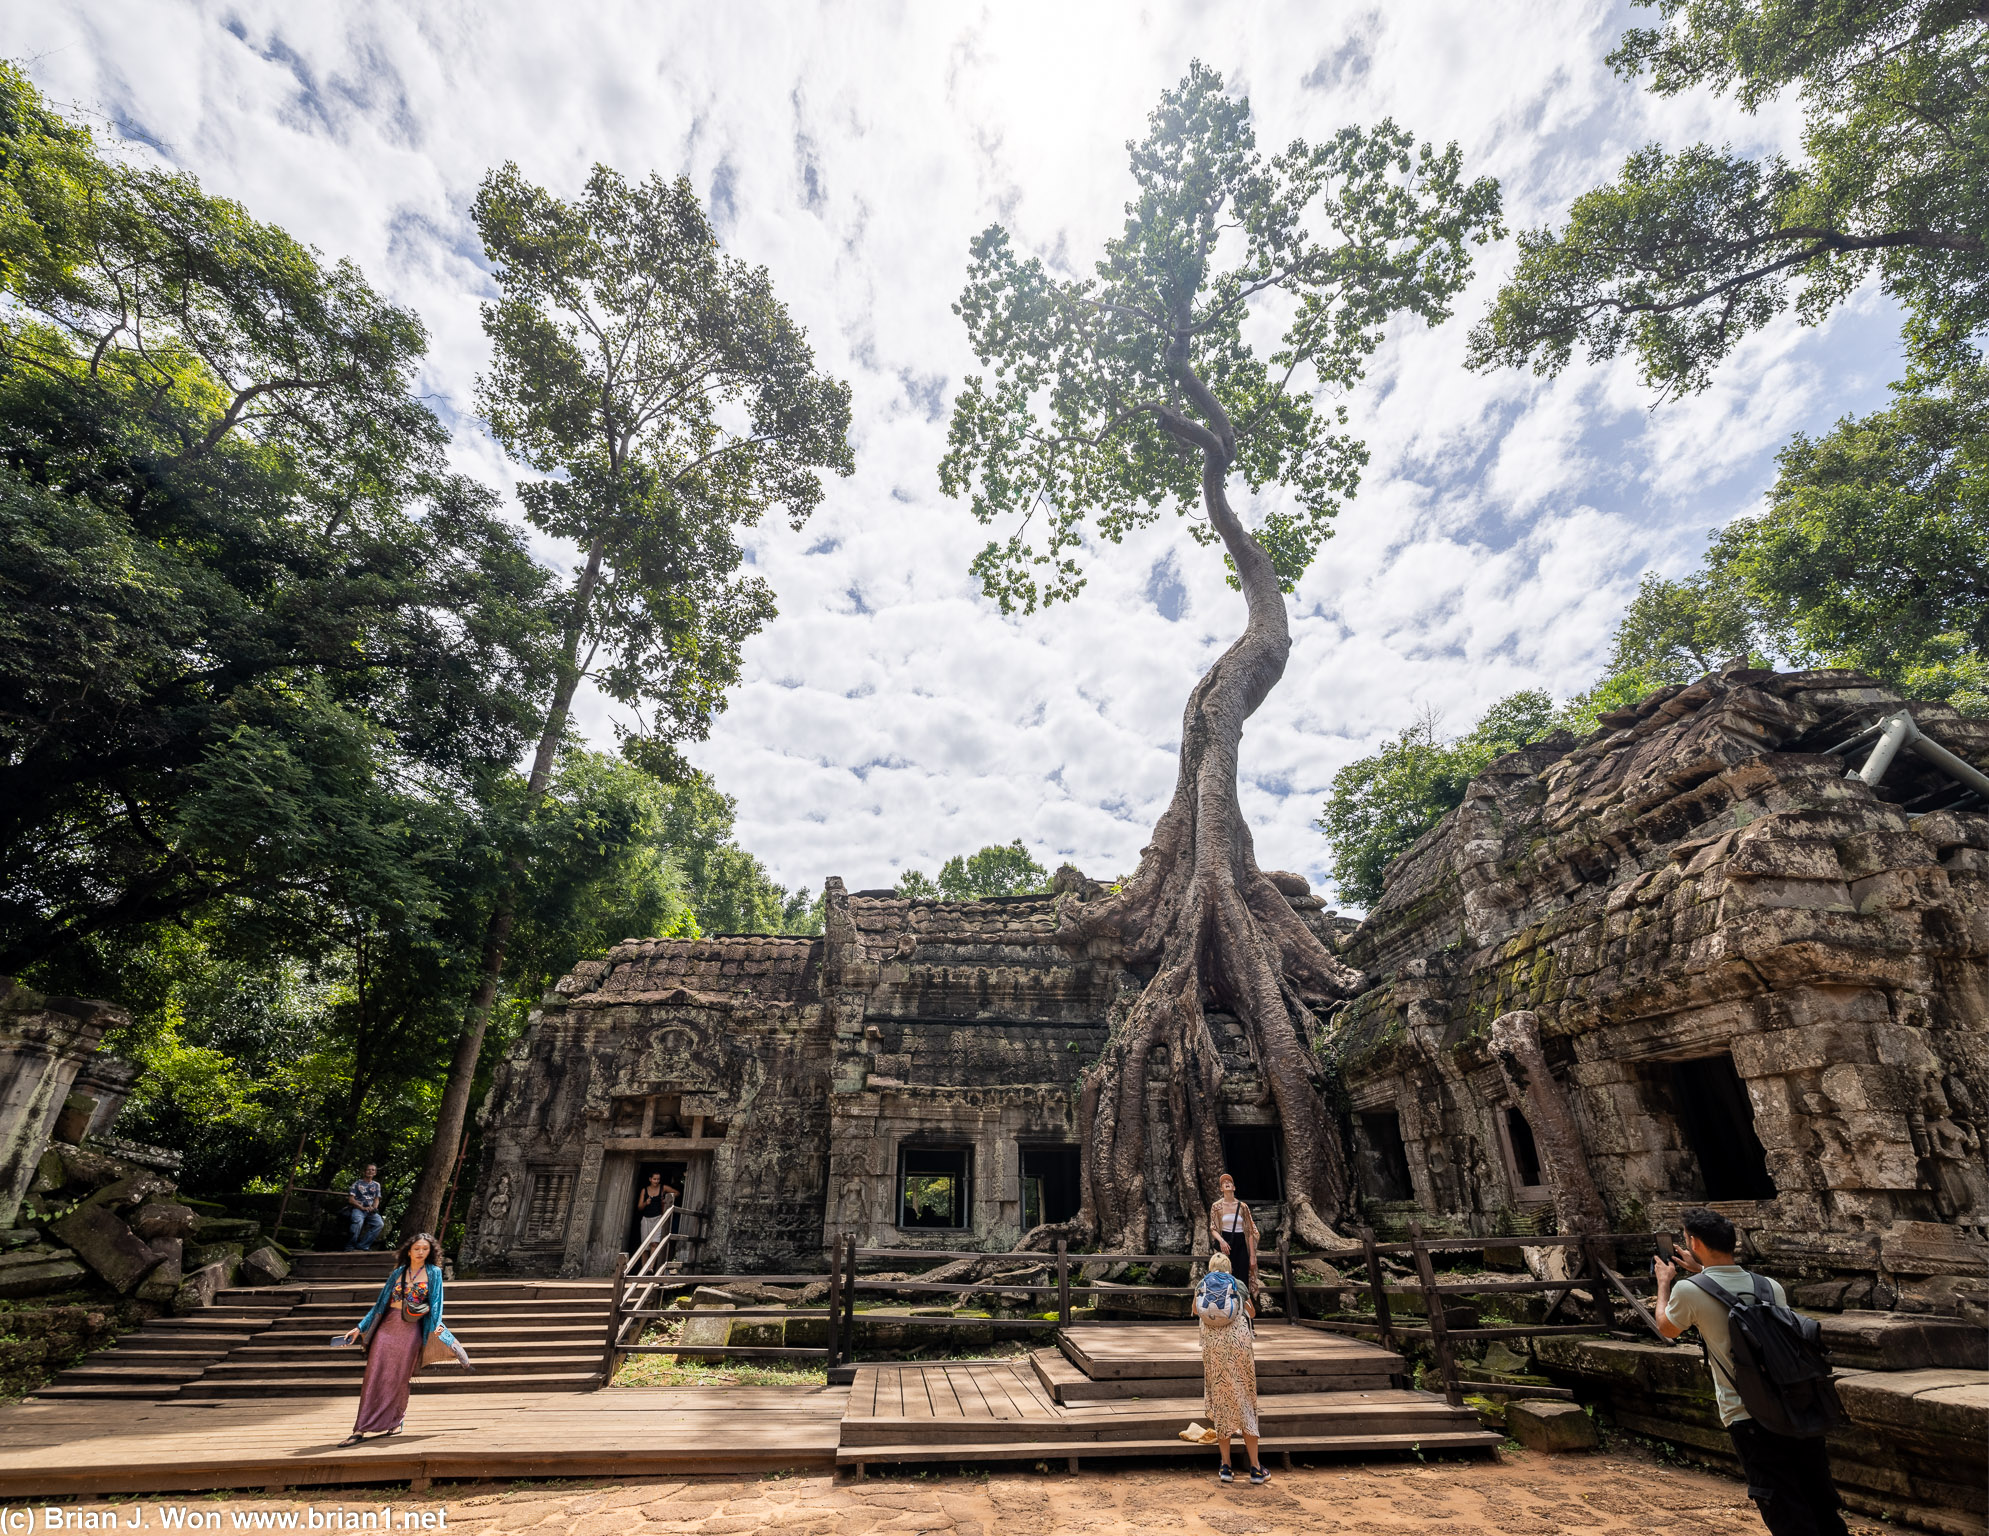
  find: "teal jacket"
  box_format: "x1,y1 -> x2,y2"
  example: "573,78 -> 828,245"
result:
356,1263 -> 450,1349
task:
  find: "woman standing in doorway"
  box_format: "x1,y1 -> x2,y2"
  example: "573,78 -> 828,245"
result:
1195,1252 -> 1266,1484
339,1231 -> 450,1446
636,1171 -> 679,1252
1209,1172 -> 1260,1294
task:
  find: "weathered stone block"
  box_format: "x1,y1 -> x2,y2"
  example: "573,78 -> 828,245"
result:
1835,1367 -> 1989,1445
187,1214 -> 261,1244
784,1317 -> 831,1349
172,1260 -> 231,1314
51,1200 -> 162,1293
239,1245 -> 290,1286
1819,1311 -> 1988,1371
183,1240 -> 243,1276
1506,1398 -> 1599,1451
130,1201 -> 198,1242
0,1257 -> 86,1298
1882,1219 -> 1989,1279
135,1239 -> 183,1304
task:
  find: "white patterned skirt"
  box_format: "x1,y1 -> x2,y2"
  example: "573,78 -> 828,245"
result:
1200,1315 -> 1259,1439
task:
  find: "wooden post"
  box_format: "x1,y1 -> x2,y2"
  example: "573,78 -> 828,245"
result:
1408,1222 -> 1462,1407
826,1244 -> 843,1370
1279,1227 -> 1298,1326
271,1123 -> 309,1245
599,1252 -> 630,1388
1359,1225 -> 1394,1348
1056,1240 -> 1070,1328
1582,1234 -> 1616,1332
840,1234 -> 857,1362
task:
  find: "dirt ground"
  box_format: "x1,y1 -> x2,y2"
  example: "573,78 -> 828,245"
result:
51,1443 -> 1892,1535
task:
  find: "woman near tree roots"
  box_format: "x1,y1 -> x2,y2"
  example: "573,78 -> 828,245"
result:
339,1231 -> 456,1446
1196,1252 -> 1266,1484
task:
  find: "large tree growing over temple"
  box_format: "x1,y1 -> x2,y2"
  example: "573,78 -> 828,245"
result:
405,166 -> 853,1231
939,64 -> 1501,1250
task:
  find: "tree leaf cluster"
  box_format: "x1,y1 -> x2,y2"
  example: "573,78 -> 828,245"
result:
896,839 -> 1053,901
1469,0 -> 1987,394
1316,691 -> 1567,909
0,62 -> 555,976
473,162 -> 854,751
940,61 -> 1500,612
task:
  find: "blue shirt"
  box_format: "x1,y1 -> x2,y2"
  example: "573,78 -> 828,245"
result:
349,1179 -> 382,1211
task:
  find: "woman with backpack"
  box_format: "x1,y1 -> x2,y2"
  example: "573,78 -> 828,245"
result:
337,1230 -> 464,1446
1194,1251 -> 1267,1484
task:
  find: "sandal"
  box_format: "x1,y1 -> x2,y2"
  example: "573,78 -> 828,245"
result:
386,1424 -> 405,1436
339,1434 -> 366,1448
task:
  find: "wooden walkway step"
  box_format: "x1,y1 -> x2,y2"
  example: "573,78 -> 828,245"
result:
1058,1322 -> 1402,1382
835,1357 -> 1496,1471
839,1428 -> 1504,1469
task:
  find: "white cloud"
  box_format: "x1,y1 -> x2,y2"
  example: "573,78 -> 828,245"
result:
10,0 -> 1907,903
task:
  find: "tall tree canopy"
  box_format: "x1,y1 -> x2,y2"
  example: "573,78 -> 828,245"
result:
941,63 -> 1500,1251
896,840 -> 1053,901
1318,692 -> 1566,909
1468,0 -> 1988,394
1591,358 -> 1987,715
407,164 -> 853,1230
0,63 -> 551,978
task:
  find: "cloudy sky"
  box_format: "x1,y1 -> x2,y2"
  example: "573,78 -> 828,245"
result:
12,3 -> 1906,905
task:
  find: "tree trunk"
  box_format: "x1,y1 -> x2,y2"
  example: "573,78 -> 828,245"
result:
1023,370 -> 1367,1258
404,536 -> 607,1235
1488,1008 -> 1609,1239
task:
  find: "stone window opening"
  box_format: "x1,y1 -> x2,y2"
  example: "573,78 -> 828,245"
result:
898,1145 -> 972,1230
1501,1105 -> 1547,1195
1356,1111 -> 1414,1203
1671,1054 -> 1777,1201
1020,1143 -> 1082,1229
524,1167 -> 575,1246
1218,1125 -> 1284,1202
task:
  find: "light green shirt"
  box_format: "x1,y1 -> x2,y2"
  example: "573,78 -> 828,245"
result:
1663,1265 -> 1786,1427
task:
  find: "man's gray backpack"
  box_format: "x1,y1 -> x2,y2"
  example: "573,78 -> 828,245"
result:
1686,1270 -> 1844,1437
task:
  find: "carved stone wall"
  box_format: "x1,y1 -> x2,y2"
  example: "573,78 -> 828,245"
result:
1324,668 -> 1989,1311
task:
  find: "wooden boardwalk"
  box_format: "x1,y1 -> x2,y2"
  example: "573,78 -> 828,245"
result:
837,1349 -> 1499,1471
0,1387 -> 847,1498
2,1323 -> 1496,1495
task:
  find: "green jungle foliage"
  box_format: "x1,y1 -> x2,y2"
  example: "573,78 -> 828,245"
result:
1470,0 -> 1987,395
896,840 -> 1052,900
0,68 -> 820,1212
1317,692 -> 1567,909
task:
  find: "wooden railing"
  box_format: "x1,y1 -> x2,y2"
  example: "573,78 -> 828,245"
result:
598,1224 -> 1667,1395
1290,1224 -> 1674,1406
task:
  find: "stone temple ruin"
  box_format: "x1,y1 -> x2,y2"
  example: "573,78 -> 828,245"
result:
465,666 -> 1989,1324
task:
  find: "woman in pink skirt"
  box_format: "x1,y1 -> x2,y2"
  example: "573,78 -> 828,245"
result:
339,1230 -> 449,1446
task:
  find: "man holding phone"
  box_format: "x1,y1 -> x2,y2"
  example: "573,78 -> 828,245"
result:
1654,1208 -> 1847,1536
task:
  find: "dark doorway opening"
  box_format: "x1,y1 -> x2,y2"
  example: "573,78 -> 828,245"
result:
1505,1107 -> 1544,1189
1357,1111 -> 1414,1202
624,1159 -> 686,1253
1671,1055 -> 1776,1200
898,1145 -> 972,1229
1019,1144 -> 1081,1230
1219,1126 -> 1284,1202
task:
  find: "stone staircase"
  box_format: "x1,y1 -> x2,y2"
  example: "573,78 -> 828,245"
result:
34,1253 -> 615,1401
